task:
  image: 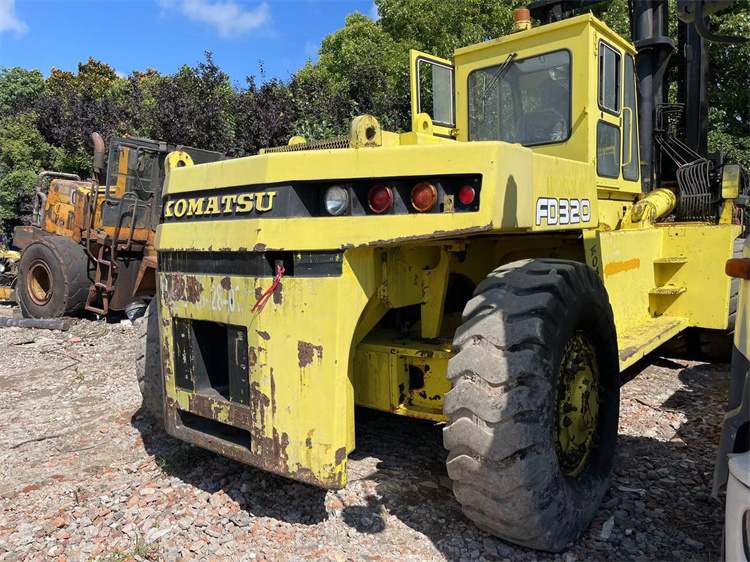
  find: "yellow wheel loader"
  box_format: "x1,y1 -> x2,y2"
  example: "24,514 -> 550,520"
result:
9,134 -> 223,318
138,0 -> 748,551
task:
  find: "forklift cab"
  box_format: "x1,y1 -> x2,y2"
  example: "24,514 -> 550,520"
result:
100,138 -> 224,244
411,13 -> 642,197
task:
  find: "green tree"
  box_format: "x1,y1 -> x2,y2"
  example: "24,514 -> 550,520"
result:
0,67 -> 46,117
152,53 -> 236,153
0,112 -> 53,231
376,0 -> 526,60
292,12 -> 415,136
708,2 -> 750,168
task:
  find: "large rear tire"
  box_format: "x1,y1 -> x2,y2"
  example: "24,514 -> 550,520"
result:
17,236 -> 89,318
136,299 -> 163,421
444,259 -> 620,552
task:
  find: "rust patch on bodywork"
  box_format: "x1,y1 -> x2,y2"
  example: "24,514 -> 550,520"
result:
256,330 -> 271,341
220,276 -> 232,290
163,392 -> 328,486
297,341 -> 323,368
165,274 -> 186,300
248,346 -> 258,367
272,282 -> 283,305
254,287 -> 264,300
185,276 -> 204,304
306,428 -> 315,448
335,446 -> 347,466
339,223 -> 493,251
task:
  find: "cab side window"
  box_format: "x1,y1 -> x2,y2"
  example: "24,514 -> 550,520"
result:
598,42 -> 621,114
597,41 -> 621,178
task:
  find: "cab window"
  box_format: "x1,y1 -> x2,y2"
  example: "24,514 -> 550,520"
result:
597,121 -> 621,178
598,42 -> 621,114
468,50 -> 571,146
417,58 -> 455,127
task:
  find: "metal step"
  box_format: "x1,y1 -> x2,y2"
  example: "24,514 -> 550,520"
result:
654,256 -> 688,264
618,316 -> 689,369
649,285 -> 687,295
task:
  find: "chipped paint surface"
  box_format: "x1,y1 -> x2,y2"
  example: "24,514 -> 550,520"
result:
297,341 -> 323,368
158,249 -> 379,489
603,257 -> 640,277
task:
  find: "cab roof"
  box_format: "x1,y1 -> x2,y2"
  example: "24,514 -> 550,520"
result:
454,13 -> 636,59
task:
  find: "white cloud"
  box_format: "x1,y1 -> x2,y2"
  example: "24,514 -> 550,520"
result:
0,0 -> 28,37
115,70 -> 126,79
158,0 -> 271,38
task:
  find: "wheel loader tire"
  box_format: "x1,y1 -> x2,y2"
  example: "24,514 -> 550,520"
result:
136,299 -> 163,421
443,259 -> 620,552
659,237 -> 742,362
17,236 -> 90,319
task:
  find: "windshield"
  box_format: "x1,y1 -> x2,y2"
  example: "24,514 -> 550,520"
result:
468,50 -> 571,146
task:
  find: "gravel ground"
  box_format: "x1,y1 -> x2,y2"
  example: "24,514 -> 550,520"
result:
0,302 -> 729,561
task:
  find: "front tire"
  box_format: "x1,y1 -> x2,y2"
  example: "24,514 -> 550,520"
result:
443,259 -> 620,552
17,236 -> 90,318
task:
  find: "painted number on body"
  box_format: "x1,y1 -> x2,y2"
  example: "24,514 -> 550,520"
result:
535,197 -> 591,226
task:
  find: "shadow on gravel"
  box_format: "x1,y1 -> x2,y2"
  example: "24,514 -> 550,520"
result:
340,358 -> 729,561
129,355 -> 728,561
131,408 -> 329,525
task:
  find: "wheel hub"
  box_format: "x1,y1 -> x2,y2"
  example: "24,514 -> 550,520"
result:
27,260 -> 53,306
555,330 -> 600,477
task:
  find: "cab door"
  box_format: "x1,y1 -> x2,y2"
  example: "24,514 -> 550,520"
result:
410,50 -> 456,138
595,40 -> 623,187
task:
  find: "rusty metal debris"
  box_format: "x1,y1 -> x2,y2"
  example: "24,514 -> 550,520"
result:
0,317 -> 70,331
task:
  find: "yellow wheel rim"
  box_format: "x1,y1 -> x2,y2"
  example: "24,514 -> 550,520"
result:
554,331 -> 600,477
27,260 -> 53,306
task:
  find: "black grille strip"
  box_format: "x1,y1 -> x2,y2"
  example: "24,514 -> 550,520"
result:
159,251 -> 344,277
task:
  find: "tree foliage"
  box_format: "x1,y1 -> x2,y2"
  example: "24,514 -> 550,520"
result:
0,0 -> 748,232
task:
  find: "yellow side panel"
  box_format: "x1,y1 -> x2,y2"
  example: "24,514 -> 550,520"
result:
353,350 -> 391,411
656,224 -> 739,329
530,153 -> 598,232
596,228 -> 662,336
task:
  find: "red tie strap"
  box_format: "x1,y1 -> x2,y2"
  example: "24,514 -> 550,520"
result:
251,264 -> 285,313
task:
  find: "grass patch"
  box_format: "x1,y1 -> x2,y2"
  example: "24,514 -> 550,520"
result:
101,541 -> 157,561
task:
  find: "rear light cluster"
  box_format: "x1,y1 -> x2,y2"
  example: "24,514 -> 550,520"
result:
368,184 -> 393,214
322,177 -> 479,216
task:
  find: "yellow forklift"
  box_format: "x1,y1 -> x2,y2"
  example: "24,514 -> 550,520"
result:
139,0 -> 747,551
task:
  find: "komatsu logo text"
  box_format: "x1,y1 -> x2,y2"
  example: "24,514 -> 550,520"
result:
165,192 -> 277,219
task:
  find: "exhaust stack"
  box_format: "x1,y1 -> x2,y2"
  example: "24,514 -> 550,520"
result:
91,132 -> 106,186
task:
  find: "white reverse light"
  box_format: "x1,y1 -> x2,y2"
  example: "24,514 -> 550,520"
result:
324,185 -> 349,216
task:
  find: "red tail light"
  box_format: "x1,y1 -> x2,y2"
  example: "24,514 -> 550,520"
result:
458,185 -> 476,205
368,184 -> 393,214
411,181 -> 437,213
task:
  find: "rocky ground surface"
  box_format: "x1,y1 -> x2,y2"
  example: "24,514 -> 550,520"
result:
0,302 -> 730,561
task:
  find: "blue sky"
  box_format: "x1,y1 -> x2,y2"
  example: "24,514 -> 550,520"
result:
0,0 -> 377,85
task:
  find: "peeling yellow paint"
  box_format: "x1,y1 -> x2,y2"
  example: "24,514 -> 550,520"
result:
604,258 -> 640,277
